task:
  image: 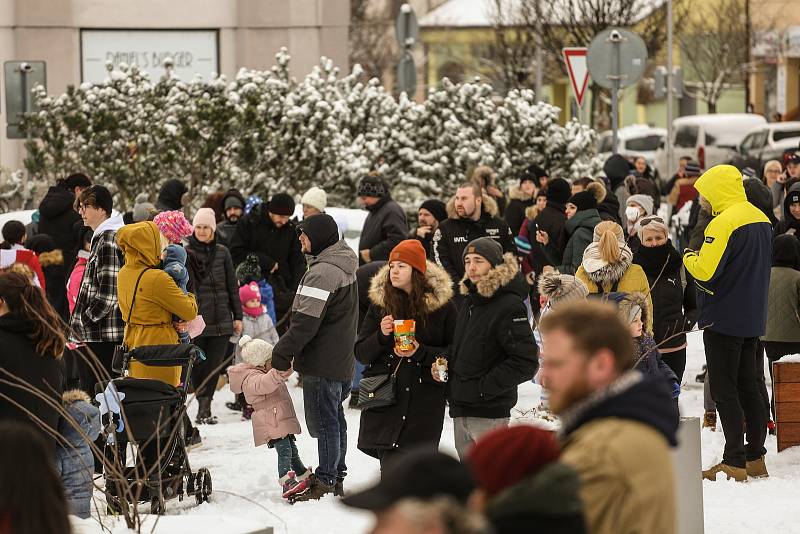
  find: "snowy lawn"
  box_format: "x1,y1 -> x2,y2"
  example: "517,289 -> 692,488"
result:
92,330 -> 800,533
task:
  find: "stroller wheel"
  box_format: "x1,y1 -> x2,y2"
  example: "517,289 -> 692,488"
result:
151,494 -> 165,515
195,468 -> 212,504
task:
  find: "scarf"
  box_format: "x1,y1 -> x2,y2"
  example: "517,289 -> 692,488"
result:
633,241 -> 682,278
581,241 -> 633,286
242,303 -> 265,318
187,235 -> 218,281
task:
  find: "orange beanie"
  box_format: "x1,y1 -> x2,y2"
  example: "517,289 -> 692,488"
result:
389,239 -> 427,274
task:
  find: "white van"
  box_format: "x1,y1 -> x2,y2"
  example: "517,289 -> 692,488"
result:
597,124 -> 666,178
654,113 -> 767,179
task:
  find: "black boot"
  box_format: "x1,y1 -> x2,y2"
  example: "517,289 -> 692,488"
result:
226,393 -> 244,412
195,398 -> 218,425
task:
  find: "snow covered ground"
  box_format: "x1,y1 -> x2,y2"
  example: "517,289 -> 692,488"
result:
92,330 -> 800,533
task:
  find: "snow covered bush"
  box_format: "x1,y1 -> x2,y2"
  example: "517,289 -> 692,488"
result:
20,50 -> 599,210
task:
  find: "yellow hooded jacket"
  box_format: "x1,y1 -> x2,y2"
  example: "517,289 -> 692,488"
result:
682,165 -> 772,337
116,222 -> 198,386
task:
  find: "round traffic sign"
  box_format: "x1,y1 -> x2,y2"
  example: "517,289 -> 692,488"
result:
587,27 -> 648,89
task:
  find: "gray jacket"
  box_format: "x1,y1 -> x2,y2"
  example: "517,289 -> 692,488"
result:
55,390 -> 101,519
272,240 -> 359,382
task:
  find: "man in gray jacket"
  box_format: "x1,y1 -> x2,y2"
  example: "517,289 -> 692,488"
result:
272,213 -> 359,501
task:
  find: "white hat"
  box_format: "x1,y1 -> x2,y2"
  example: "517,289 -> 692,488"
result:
301,187 -> 327,213
239,335 -> 274,367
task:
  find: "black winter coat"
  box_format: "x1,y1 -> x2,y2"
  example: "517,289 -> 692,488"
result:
633,242 -> 698,351
358,197 -> 407,265
229,202 -> 305,318
529,202 -> 567,271
433,196 -> 515,288
37,184 -> 83,270
504,185 -> 534,236
186,237 -> 242,337
0,315 -> 64,452
355,262 -> 457,457
448,254 -> 539,419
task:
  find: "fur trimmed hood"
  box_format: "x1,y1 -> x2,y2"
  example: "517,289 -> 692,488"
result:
507,184 -> 534,202
460,253 -> 519,298
62,388 -> 90,404
582,242 -> 634,286
446,193 -> 499,219
38,249 -> 64,267
368,261 -> 454,314
586,181 -> 607,204
612,291 -> 650,328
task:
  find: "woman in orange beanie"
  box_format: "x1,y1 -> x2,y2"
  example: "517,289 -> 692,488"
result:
354,240 -> 458,469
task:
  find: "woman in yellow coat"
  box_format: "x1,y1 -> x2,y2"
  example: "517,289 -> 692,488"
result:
575,221 -> 654,334
116,221 -> 198,386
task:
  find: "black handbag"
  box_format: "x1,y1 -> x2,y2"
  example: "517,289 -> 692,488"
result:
357,358 -> 404,411
111,267 -> 151,375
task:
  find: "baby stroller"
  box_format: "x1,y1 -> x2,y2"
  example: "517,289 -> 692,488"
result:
100,343 -> 212,515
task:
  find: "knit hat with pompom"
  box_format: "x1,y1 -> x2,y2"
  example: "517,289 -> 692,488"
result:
236,253 -> 263,284
537,272 -> 589,309
239,335 -> 274,367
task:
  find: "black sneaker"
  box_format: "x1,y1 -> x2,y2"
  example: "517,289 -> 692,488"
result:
334,478 -> 345,497
225,400 -> 242,412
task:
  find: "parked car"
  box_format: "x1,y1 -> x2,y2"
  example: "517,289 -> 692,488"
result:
728,122 -> 800,177
598,125 -> 666,179
654,113 -> 767,179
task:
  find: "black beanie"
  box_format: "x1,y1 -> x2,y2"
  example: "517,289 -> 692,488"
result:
420,199 -> 447,222
86,185 -> 113,215
773,234 -> 800,269
357,175 -> 388,198
546,178 -> 571,204
64,173 -> 92,191
299,213 -> 340,256
462,237 -> 504,267
268,193 -> 295,217
568,190 -> 597,212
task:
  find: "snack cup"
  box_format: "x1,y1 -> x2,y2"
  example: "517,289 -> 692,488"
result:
393,319 -> 416,351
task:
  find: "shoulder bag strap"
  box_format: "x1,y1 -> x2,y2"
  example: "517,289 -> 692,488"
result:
123,267 -> 152,335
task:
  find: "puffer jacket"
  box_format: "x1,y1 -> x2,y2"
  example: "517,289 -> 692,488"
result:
433,195 -> 515,289
38,183 -> 84,270
559,371 -> 678,534
355,262 -> 456,457
272,239 -> 359,382
448,254 -> 539,419
185,236 -> 242,337
683,165 -> 772,337
228,364 -> 301,446
55,390 -> 101,519
116,221 -> 198,386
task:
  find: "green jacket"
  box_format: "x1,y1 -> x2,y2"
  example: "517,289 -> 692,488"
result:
764,266 -> 800,342
545,209 -> 601,276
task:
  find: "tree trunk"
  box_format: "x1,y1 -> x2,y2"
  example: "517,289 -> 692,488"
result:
707,100 -> 717,114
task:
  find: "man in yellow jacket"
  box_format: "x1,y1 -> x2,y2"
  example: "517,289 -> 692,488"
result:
683,164 -> 771,482
540,301 -> 678,534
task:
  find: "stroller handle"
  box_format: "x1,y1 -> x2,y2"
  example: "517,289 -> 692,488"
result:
112,344 -> 202,375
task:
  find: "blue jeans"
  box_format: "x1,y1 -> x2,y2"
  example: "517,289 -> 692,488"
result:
302,375 -> 349,487
352,360 -> 365,390
272,436 -> 307,479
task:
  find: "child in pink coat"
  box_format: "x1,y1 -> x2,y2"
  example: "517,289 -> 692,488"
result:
227,335 -> 312,499
67,228 -> 92,314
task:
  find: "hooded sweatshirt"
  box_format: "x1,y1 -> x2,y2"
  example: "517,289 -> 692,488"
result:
683,165 -> 772,337
116,221 -> 198,385
155,179 -> 187,211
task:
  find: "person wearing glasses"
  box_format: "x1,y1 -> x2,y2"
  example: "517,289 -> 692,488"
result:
633,215 -> 697,384
68,185 -> 125,394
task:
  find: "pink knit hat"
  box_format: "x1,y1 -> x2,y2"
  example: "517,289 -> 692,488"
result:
153,210 -> 193,244
192,207 -> 217,232
239,282 -> 260,304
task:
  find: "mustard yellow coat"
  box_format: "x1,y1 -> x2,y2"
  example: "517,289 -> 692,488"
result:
575,263 -> 654,334
116,222 -> 198,386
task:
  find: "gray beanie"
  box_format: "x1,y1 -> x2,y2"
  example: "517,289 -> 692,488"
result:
537,272 -> 589,309
626,194 -> 654,217
462,237 -> 504,267
132,193 -> 155,222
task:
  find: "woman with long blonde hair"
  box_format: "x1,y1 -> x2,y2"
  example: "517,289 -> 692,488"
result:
575,220 -> 653,333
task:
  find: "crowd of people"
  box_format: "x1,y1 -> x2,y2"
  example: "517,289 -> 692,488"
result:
0,147 -> 796,533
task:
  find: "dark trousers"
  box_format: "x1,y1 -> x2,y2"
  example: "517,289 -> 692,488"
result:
763,340 -> 800,420
661,348 -> 687,385
303,375 -> 349,487
704,330 -> 767,467
77,341 -> 118,395
191,335 -> 230,400
272,436 -> 307,479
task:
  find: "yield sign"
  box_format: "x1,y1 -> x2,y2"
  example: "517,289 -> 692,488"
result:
562,47 -> 590,107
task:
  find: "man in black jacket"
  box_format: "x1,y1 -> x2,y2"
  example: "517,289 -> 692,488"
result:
38,173 -> 92,271
272,214 -> 359,501
229,193 -> 305,322
215,188 -> 246,247
433,183 -> 515,293
434,237 -> 538,459
411,198 -> 447,260
528,177 -> 570,274
357,174 -> 407,265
